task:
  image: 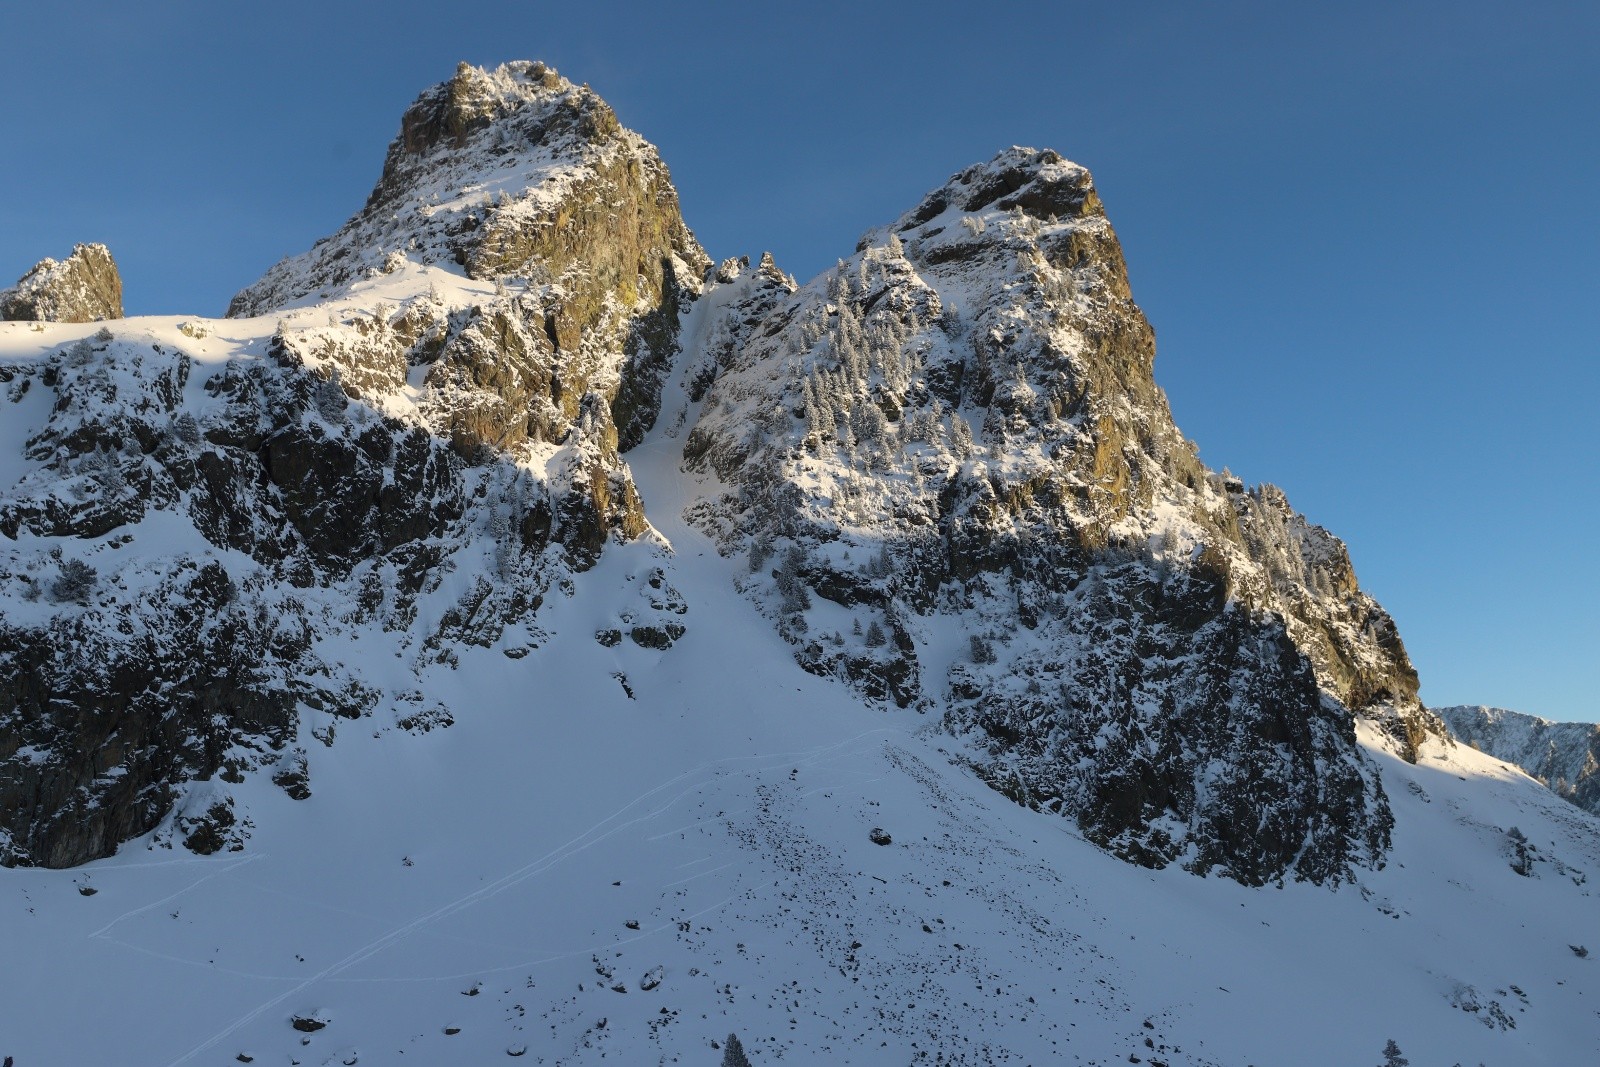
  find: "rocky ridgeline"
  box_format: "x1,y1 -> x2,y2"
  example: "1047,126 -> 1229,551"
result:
683,149 -> 1434,882
3,64 -> 1435,883
1435,705 -> 1600,816
1,243 -> 123,323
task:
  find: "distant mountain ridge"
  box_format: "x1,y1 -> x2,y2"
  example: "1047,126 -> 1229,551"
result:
1434,704 -> 1600,815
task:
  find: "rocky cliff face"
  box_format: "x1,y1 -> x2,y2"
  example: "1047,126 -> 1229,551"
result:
1435,705 -> 1600,815
229,60 -> 707,457
680,149 -> 1431,883
1,243 -> 123,323
2,66 -> 1433,885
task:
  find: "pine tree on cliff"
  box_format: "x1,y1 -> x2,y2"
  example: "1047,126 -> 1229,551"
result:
1379,1039 -> 1408,1067
721,1032 -> 752,1067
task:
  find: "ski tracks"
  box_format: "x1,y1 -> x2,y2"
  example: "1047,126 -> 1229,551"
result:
162,727 -> 896,1065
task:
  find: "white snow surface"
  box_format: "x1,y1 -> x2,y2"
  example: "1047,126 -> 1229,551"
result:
1435,704 -> 1600,814
2,312 -> 1598,1065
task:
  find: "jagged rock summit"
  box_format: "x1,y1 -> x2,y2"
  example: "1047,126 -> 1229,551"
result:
680,145 -> 1432,882
232,59 -> 709,458
1,242 -> 123,322
4,62 -> 1430,886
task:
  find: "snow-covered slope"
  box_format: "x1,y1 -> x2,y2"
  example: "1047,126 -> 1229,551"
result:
3,62 -> 1596,1065
1,485 -> 1596,1063
1436,704 -> 1600,816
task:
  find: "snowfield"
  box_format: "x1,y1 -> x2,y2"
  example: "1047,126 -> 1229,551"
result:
2,309 -> 1597,1066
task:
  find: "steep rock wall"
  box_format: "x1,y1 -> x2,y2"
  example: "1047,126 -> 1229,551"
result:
680,149 -> 1426,883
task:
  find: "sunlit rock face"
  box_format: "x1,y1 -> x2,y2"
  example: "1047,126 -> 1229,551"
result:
681,148 -> 1431,883
2,243 -> 123,323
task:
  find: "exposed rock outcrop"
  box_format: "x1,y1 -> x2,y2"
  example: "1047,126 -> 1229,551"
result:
680,148 -> 1426,883
1,243 -> 123,323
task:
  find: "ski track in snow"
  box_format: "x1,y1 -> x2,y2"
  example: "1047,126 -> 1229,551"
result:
162,729 -> 894,1065
89,853 -> 263,940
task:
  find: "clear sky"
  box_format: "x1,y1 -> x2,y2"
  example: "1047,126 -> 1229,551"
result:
4,2 -> 1596,720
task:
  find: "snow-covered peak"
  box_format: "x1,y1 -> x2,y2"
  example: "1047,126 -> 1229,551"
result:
3,65 -> 1597,1066
894,146 -> 1101,232
1,242 -> 123,323
391,60 -> 580,160
229,61 -> 706,318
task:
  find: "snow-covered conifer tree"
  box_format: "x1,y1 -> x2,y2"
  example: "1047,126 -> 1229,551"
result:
721,1033 -> 752,1067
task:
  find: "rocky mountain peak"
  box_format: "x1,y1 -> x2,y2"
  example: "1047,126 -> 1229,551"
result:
676,145 -> 1434,882
1,243 -> 123,323
4,64 -> 1437,888
396,60 -> 570,158
899,147 -> 1104,231
229,61 -> 707,318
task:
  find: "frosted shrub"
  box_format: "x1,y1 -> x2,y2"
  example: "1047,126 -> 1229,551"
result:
314,371 -> 348,423
774,545 -> 811,615
50,559 -> 98,605
171,413 -> 202,445
80,447 -> 127,494
1379,1039 -> 1408,1067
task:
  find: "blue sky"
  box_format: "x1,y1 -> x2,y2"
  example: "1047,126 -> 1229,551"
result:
4,2 -> 1596,720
